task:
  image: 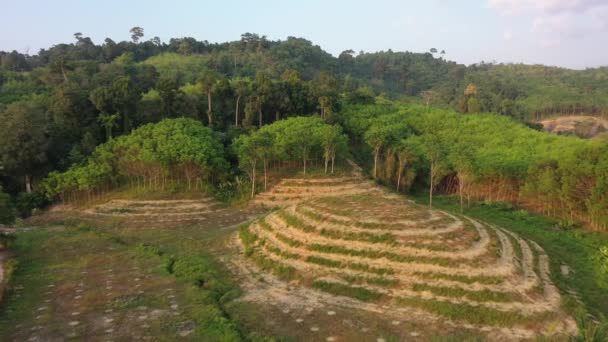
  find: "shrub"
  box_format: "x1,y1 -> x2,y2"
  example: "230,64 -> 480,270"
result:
0,187 -> 15,224
15,192 -> 47,217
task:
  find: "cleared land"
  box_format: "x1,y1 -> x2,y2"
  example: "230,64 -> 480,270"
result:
540,115 -> 608,138
237,176 -> 577,340
0,169 -> 599,340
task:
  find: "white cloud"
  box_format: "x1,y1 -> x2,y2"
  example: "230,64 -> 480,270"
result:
489,0 -> 605,14
488,0 -> 608,47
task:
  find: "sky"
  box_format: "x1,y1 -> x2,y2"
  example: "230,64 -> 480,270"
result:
1,0 -> 607,69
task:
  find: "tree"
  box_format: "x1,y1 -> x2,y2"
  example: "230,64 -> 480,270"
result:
244,95 -> 261,129
320,125 -> 347,174
0,102 -> 49,193
0,186 -> 15,224
394,139 -> 419,191
415,114 -> 450,209
449,143 -> 475,211
98,113 -> 120,140
111,76 -> 138,133
233,134 -> 266,198
156,76 -> 180,118
420,90 -> 435,108
254,72 -> 272,127
198,70 -> 219,126
231,77 -> 250,127
251,131 -> 273,190
319,96 -> 332,121
130,27 -> 144,44
364,123 -> 404,179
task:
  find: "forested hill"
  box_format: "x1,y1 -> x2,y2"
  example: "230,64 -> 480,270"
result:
1,30 -> 608,200
2,31 -> 608,118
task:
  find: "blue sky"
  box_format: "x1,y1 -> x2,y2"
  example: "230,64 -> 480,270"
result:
2,0 -> 607,69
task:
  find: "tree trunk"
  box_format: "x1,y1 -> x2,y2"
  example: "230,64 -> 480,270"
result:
373,146 -> 380,178
263,159 -> 268,191
251,163 -> 256,199
235,95 -> 241,126
207,91 -> 213,126
258,109 -> 263,127
429,161 -> 434,210
459,175 -> 464,212
303,158 -> 307,175
25,174 -> 33,193
324,155 -> 329,174
60,62 -> 68,82
397,172 -> 402,191
331,154 -> 335,174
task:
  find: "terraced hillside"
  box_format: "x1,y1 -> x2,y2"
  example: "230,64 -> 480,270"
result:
85,198 -> 234,223
238,189 -> 577,340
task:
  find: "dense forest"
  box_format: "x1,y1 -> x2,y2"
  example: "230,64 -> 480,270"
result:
1,28 -> 608,229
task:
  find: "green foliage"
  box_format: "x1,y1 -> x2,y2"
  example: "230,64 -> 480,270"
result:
41,118 -> 228,200
572,314 -> 608,342
415,194 -> 608,317
0,187 -> 15,224
14,192 -> 47,218
0,100 -> 49,191
341,102 -> 608,230
396,296 -> 551,326
312,280 -> 383,301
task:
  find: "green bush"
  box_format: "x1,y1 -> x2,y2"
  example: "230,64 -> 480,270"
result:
0,187 -> 15,224
15,192 -> 47,217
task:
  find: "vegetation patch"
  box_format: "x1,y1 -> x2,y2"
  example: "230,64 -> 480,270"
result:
312,280 -> 384,302
411,283 -> 517,303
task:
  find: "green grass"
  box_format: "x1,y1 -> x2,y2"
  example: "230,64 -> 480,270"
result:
341,274 -> 398,287
413,271 -> 502,285
306,255 -> 342,268
396,296 -> 556,327
264,244 -> 300,259
411,193 -> 608,318
276,210 -> 315,233
301,203 -> 431,230
318,228 -> 397,244
347,262 -> 394,275
0,225 -> 246,341
312,280 -> 384,302
411,283 -> 517,303
305,255 -> 395,275
307,243 -> 458,267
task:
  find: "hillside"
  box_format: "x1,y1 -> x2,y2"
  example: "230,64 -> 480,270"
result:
238,181 -> 576,340
1,29 -> 608,341
540,115 -> 608,138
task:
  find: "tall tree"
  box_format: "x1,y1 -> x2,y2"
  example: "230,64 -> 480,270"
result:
130,27 -> 144,44
198,70 -> 218,126
97,113 -> 120,140
156,76 -> 180,118
231,78 -> 250,127
254,72 -> 272,127
0,102 -> 49,193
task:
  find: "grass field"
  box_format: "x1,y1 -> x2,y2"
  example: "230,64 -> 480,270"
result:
1,171 -> 607,341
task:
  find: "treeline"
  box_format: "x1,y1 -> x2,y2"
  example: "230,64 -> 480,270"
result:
41,118 -> 228,202
340,103 -> 608,231
234,116 -> 349,197
2,29 -> 608,218
37,116 -> 348,204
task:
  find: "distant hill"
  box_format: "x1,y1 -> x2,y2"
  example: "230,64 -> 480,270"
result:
2,32 -> 608,122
